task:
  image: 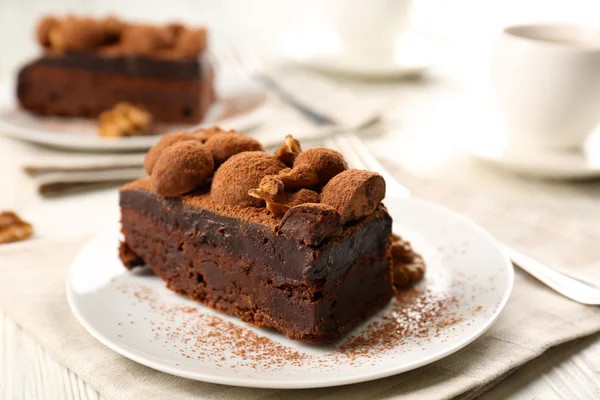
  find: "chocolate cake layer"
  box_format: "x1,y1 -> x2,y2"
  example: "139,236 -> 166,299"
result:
17,55 -> 215,123
22,53 -> 206,79
120,182 -> 393,343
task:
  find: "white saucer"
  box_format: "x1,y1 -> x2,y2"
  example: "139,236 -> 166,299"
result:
67,197 -> 513,389
428,96 -> 600,179
279,27 -> 440,78
464,143 -> 600,180
455,120 -> 600,179
0,74 -> 268,152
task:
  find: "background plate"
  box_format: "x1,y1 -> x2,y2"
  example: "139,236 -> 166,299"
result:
0,75 -> 268,152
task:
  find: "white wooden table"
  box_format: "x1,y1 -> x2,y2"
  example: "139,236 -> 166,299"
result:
2,1 -> 600,398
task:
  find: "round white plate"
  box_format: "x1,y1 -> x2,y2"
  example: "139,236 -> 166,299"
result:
67,197 -> 513,389
428,95 -> 600,179
0,75 -> 268,152
279,29 -> 440,78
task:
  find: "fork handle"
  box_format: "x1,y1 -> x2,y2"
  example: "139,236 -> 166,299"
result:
256,74 -> 336,126
504,246 -> 600,305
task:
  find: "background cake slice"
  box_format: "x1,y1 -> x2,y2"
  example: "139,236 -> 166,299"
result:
17,15 -> 215,124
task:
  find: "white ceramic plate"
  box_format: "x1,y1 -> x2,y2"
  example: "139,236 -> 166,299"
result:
0,75 -> 268,152
67,197 -> 513,389
279,29 -> 440,78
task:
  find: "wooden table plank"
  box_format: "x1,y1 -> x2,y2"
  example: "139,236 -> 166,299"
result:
0,313 -> 103,400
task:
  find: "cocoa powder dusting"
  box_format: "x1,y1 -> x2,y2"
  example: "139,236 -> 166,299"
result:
118,282 -> 469,371
204,132 -> 263,166
211,152 -> 286,207
337,288 -> 462,358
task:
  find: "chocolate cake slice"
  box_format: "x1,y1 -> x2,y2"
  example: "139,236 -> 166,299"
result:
17,15 -> 215,124
120,130 -> 396,344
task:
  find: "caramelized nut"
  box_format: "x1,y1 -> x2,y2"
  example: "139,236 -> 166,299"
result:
275,134 -> 302,167
265,202 -> 290,217
249,180 -> 319,217
248,176 -> 286,204
248,176 -> 289,216
0,211 -> 34,244
320,169 -> 385,224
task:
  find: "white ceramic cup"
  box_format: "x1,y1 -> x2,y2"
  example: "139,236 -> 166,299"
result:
491,24 -> 600,150
324,0 -> 413,59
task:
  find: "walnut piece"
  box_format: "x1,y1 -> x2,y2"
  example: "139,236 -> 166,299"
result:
275,134 -> 302,167
98,102 -> 153,138
248,176 -> 289,216
0,211 -> 34,244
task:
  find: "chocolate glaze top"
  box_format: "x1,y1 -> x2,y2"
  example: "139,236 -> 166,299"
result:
121,177 -> 386,238
123,177 -> 282,228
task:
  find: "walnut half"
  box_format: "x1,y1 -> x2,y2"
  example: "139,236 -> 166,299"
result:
0,211 -> 34,244
248,176 -> 289,216
248,176 -> 319,217
275,134 -> 302,167
98,102 -> 153,138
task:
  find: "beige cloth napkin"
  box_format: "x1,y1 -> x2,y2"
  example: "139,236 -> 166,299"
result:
1,172 -> 599,400
12,67 -> 381,197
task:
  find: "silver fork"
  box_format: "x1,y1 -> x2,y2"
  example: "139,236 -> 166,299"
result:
211,46 -> 336,126
327,133 -> 600,306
